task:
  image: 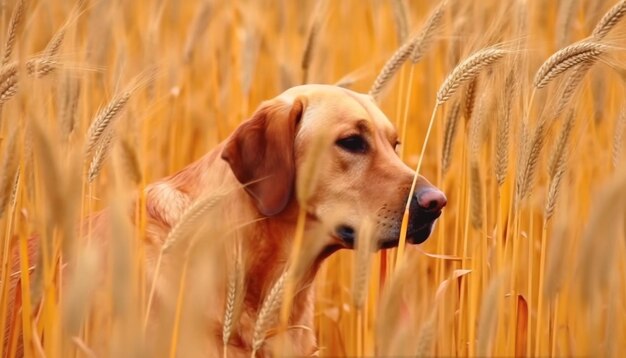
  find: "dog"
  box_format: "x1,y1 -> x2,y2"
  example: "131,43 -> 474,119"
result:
6,84 -> 446,356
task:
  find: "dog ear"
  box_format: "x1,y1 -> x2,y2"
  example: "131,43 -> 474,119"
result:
221,97 -> 305,216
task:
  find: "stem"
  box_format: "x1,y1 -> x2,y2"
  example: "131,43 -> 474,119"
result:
278,206 -> 307,331
169,252 -> 190,358
396,104 -> 439,270
535,219 -> 549,356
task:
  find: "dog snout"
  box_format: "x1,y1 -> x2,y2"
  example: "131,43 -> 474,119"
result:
416,189 -> 447,212
405,188 -> 447,244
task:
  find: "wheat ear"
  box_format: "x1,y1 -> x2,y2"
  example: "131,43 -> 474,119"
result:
84,91 -> 132,161
576,171 -> 626,304
495,71 -> 515,186
223,239 -> 245,348
0,58 -> 62,106
556,0 -> 578,47
533,41 -> 605,89
612,109 -> 626,167
547,111 -> 575,178
516,116 -> 549,202
391,0 -> 409,44
368,39 -> 416,99
469,95 -> 486,229
161,191 -> 228,252
441,101 -> 461,175
0,64 -> 18,105
87,128 -> 114,183
414,308 -> 437,357
0,127 -> 19,218
251,270 -> 288,355
117,138 -> 142,185
592,0 -> 626,39
301,0 -> 326,84
545,112 -> 575,219
2,0 -> 24,66
437,48 -> 506,104
553,61 -> 593,118
59,76 -> 81,139
409,0 -> 447,63
370,0 -> 446,98
464,77 -> 478,121
183,1 -> 211,63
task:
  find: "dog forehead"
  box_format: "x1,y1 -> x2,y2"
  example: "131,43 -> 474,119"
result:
278,85 -> 395,134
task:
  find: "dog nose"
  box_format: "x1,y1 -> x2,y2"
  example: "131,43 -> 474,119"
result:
416,189 -> 447,212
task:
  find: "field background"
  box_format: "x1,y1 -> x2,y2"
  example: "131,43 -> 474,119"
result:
1,0 -> 626,356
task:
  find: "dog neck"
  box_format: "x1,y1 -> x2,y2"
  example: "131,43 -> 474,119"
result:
154,148 -> 326,352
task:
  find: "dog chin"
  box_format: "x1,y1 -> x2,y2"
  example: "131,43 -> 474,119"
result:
407,221 -> 436,244
335,220 -> 437,250
377,223 -> 436,248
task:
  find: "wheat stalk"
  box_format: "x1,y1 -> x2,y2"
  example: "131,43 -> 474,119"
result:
441,101 -> 461,175
592,0 -> 626,39
2,0 -> 24,66
495,71 -> 515,186
0,127 -> 19,218
533,41 -> 604,89
352,218 -> 374,310
545,112 -> 575,219
612,109 -> 626,167
436,48 -> 506,105
251,270 -> 288,355
409,0 -> 447,64
477,272 -> 508,356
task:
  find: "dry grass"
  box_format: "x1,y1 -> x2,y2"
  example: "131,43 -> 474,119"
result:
2,0 -> 626,357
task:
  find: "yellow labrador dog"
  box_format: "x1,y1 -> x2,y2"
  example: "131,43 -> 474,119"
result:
142,84 -> 446,355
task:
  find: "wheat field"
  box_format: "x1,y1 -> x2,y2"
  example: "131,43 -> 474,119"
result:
1,0 -> 626,356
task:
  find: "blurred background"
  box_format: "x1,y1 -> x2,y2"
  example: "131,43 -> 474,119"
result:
1,0 -> 626,356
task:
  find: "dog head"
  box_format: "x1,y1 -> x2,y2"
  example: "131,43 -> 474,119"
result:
221,84 -> 446,250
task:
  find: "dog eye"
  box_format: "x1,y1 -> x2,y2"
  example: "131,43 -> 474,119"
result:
336,135 -> 368,153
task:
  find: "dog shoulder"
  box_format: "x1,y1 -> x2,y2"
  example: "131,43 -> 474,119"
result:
145,181 -> 191,228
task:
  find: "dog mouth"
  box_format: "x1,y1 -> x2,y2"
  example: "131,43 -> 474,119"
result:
334,210 -> 441,249
406,210 -> 442,244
